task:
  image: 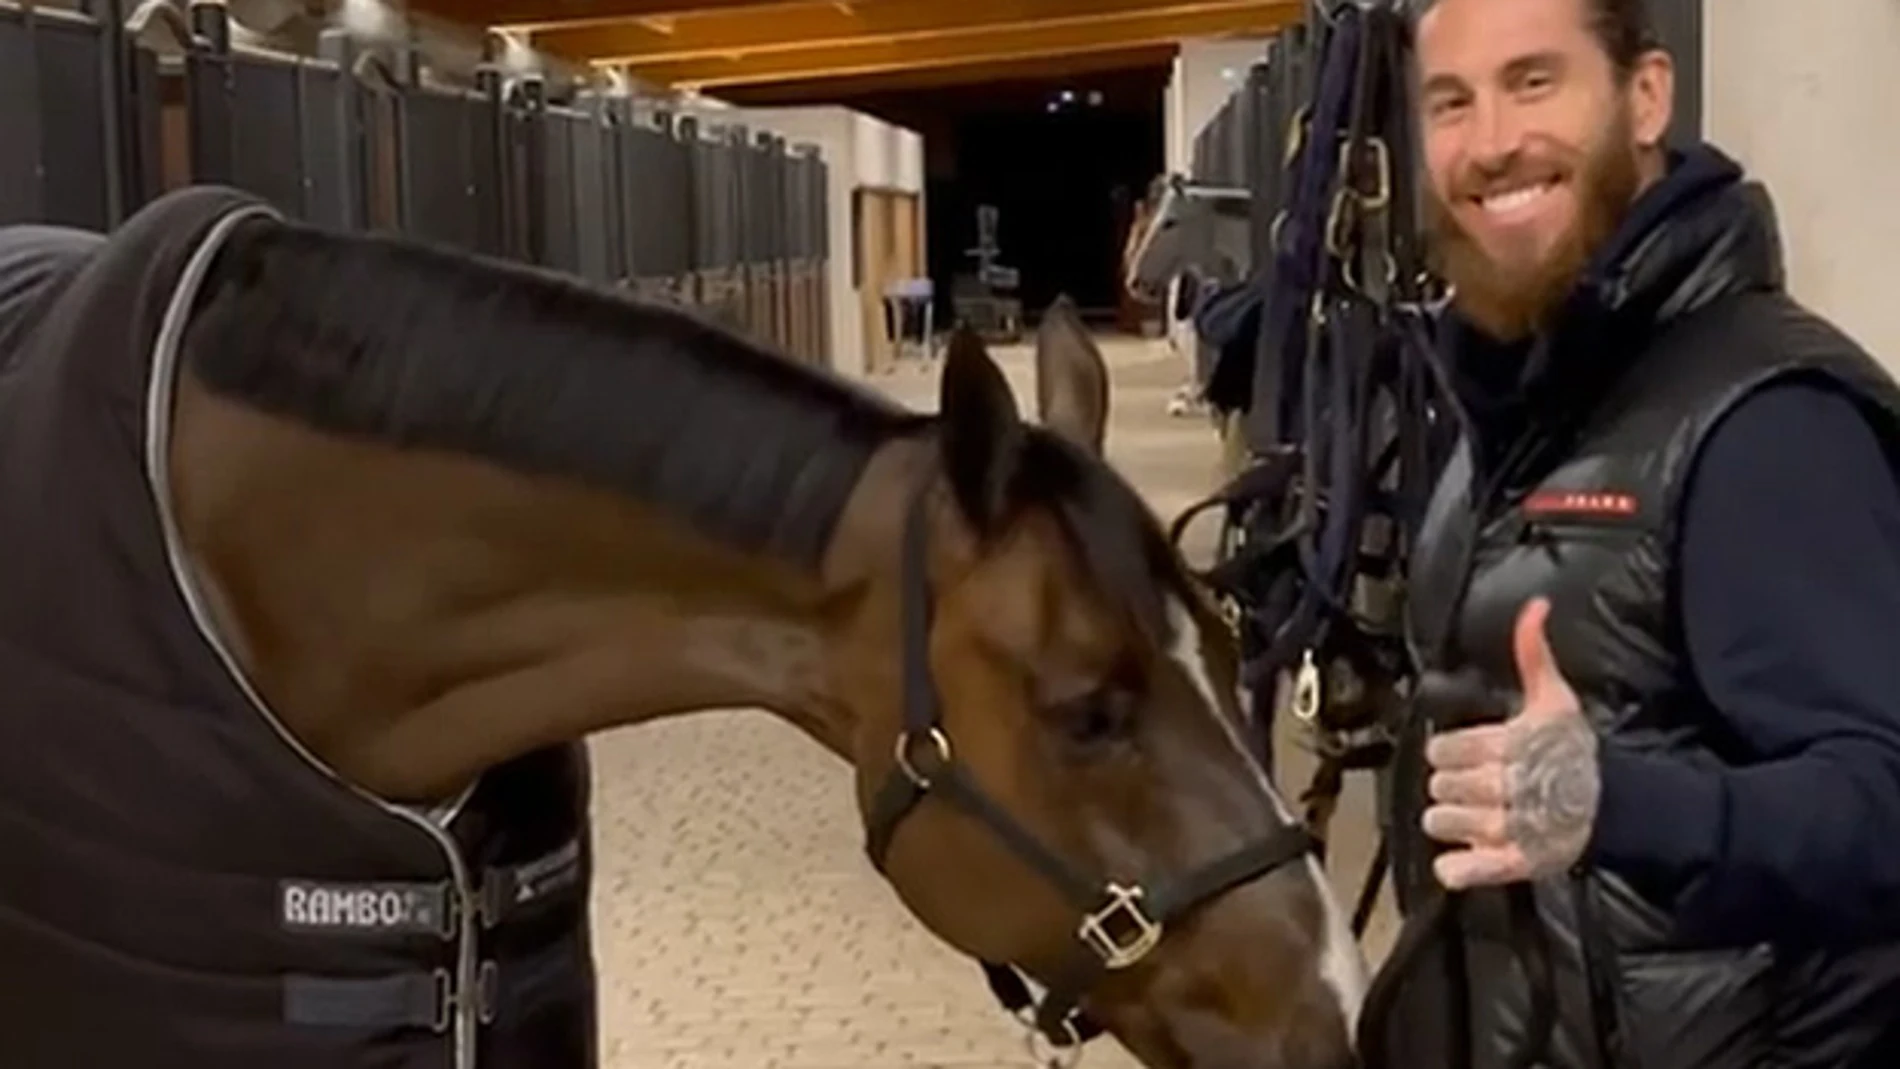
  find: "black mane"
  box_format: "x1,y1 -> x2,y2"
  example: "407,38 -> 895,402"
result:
181,218 -> 924,568
179,218 -> 1189,627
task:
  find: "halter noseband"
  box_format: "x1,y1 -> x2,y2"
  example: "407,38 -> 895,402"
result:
861,479 -> 1318,1056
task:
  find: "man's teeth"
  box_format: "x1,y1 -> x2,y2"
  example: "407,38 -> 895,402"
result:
1481,183 -> 1552,214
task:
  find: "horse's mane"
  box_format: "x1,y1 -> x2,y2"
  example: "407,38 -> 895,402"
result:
180,218 -> 924,569
178,218 -> 1189,631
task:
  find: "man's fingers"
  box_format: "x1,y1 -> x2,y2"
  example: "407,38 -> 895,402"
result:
1434,844 -> 1531,890
1428,765 -> 1508,807
1424,724 -> 1509,770
1420,803 -> 1508,847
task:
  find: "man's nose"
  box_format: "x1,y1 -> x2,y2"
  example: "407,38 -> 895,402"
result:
1466,92 -> 1527,173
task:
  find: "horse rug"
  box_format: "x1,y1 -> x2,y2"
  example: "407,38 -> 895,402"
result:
0,185 -> 597,1069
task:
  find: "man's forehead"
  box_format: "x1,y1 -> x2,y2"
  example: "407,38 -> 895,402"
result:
1419,0 -> 1595,70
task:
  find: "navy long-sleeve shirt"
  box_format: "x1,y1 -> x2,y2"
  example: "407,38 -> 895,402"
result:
1586,379 -> 1900,947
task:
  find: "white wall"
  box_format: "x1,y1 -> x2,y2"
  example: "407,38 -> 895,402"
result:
1703,0 -> 1900,375
719,104 -> 925,376
1164,36 -> 1275,178
851,114 -> 925,194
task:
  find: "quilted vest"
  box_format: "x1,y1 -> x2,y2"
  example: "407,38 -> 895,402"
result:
0,186 -> 596,1069
1364,171 -> 1900,1069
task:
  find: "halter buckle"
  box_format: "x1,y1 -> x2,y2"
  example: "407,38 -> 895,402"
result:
1343,136 -> 1393,211
894,727 -> 953,788
1077,883 -> 1162,970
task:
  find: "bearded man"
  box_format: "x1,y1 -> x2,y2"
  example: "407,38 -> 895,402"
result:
1367,1 -> 1900,1067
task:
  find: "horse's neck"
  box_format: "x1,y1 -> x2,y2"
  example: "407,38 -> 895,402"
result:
166,371 -> 924,805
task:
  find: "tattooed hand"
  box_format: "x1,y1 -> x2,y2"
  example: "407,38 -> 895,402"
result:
1421,597 -> 1600,890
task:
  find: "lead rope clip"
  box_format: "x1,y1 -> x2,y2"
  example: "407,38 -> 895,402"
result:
1292,648 -> 1324,723
1023,1016 -> 1084,1069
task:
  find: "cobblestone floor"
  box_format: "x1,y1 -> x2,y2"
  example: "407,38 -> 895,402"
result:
588,337 -> 1392,1069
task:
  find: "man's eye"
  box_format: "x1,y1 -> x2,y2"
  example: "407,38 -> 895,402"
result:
1515,67 -> 1559,96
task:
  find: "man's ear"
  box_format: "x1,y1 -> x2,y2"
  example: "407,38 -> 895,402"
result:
1627,47 -> 1676,149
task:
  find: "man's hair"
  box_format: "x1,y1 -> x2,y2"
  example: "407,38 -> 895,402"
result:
1588,0 -> 1663,78
1416,0 -> 1663,78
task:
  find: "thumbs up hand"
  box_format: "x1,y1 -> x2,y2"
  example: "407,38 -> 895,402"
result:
1421,597 -> 1601,890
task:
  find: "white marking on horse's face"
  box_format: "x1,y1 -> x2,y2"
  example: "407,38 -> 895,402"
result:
1163,597 -> 1369,1044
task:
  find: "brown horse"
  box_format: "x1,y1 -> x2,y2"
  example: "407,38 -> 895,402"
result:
0,188 -> 1364,1069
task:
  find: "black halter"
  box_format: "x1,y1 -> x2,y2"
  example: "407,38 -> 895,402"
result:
862,479 -> 1319,1060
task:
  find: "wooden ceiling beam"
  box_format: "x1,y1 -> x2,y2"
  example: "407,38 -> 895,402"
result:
408,0 -> 810,33
715,42 -> 1176,102
617,3 -> 1296,88
532,0 -> 1264,66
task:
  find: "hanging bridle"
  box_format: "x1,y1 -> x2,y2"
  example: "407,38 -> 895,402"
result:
861,478 -> 1319,1065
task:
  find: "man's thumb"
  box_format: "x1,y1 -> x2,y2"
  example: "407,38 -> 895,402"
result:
1512,597 -> 1566,703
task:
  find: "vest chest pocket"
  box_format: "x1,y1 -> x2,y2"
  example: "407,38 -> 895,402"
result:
1476,515 -> 1645,580
1462,516 -> 1650,674
1517,518 -> 1645,563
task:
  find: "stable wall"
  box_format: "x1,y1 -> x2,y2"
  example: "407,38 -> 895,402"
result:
1704,0 -> 1900,373
1163,36 -> 1275,179
709,104 -> 926,377
1158,36 -> 1274,371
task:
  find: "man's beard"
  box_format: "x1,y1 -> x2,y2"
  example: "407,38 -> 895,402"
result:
1426,109 -> 1643,342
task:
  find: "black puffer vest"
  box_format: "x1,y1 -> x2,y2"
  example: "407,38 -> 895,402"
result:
1362,151 -> 1900,1069
0,186 -> 597,1068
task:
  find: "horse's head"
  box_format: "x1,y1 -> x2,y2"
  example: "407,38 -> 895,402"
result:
1125,175 -> 1192,300
834,313 -> 1364,1067
1125,178 -> 1255,302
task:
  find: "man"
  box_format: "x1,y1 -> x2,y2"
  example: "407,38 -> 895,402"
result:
1364,0 -> 1900,1067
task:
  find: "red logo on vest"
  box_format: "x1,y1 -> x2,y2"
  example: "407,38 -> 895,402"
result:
1521,491 -> 1639,518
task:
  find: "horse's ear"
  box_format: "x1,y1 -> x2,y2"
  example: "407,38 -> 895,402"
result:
938,324 -> 1025,537
1034,295 -> 1110,456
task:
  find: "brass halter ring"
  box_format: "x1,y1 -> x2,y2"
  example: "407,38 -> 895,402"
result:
894,727 -> 952,788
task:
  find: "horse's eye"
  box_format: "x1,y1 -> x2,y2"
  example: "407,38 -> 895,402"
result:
1050,688 -> 1138,747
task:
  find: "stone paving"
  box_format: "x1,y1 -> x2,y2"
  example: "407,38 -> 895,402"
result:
587,337 -> 1392,1069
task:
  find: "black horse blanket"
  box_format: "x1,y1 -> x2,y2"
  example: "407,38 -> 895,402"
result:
0,186 -> 598,1068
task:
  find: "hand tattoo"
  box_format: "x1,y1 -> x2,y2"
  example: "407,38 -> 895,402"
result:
1503,713 -> 1600,875
1423,597 -> 1601,889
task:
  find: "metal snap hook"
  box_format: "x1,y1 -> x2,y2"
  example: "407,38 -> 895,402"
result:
1292,649 -> 1324,723
1023,1015 -> 1085,1069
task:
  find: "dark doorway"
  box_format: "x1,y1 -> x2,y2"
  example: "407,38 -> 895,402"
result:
940,102 -> 1161,319
772,61 -> 1169,330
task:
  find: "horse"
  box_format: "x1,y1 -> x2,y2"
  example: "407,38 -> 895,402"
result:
1120,174 -> 1259,487
1123,175 -> 1254,307
0,185 -> 1367,1069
